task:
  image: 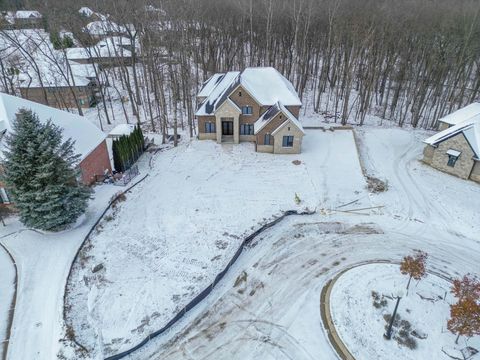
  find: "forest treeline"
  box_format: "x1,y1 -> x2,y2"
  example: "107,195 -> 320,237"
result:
2,0 -> 480,133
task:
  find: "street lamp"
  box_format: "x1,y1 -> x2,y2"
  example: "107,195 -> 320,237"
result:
384,289 -> 404,340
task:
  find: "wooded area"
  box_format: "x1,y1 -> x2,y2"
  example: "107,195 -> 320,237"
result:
1,0 -> 480,133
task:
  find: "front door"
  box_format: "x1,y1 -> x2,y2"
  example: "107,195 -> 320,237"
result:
222,119 -> 234,136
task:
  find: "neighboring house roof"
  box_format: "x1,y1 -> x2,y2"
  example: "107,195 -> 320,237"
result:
0,93 -> 106,161
438,102 -> 480,127
66,37 -> 132,60
195,67 -> 301,116
424,115 -> 480,159
15,10 -> 42,19
17,61 -> 98,88
254,101 -> 304,135
83,20 -> 127,36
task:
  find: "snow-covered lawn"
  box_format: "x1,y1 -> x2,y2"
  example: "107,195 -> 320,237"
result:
330,263 -> 479,360
124,126 -> 480,360
0,185 -> 118,360
64,129 -> 368,358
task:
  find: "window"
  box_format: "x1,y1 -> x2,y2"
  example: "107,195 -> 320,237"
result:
239,91 -> 242,97
282,135 -> 294,147
447,155 -> 458,167
205,122 -> 215,133
446,149 -> 461,167
242,106 -> 253,115
264,133 -> 272,145
240,124 -> 254,135
0,188 -> 10,204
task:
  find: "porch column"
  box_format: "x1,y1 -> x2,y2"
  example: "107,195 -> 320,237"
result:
215,115 -> 222,144
233,115 -> 239,144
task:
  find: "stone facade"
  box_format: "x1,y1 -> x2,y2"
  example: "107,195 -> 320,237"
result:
214,100 -> 241,144
437,121 -> 450,131
79,140 -> 112,185
469,161 -> 480,183
426,133 -> 476,180
272,120 -> 304,154
19,86 -> 95,109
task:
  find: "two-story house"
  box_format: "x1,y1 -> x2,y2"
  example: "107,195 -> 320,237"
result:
195,67 -> 305,154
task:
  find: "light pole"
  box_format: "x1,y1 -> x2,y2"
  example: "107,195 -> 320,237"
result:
384,290 -> 404,340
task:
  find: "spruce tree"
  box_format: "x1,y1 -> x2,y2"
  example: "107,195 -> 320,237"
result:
2,109 -> 92,231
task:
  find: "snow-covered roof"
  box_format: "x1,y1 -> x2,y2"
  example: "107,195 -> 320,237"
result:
197,74 -> 226,98
83,20 -> 127,36
438,103 -> 480,126
66,37 -> 132,60
18,61 -> 97,88
195,67 -> 301,117
240,67 -> 302,106
195,71 -> 240,116
0,93 -> 106,161
15,11 -> 42,19
424,115 -> 480,159
108,123 -> 135,137
254,102 -> 304,135
78,7 -> 94,17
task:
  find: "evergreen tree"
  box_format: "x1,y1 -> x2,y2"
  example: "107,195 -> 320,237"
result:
2,109 -> 91,231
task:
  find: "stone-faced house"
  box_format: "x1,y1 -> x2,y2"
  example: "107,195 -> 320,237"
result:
423,104 -> 480,183
0,93 -> 111,199
195,67 -> 305,154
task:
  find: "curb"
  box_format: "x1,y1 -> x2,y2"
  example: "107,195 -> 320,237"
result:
0,241 -> 17,360
319,260 -> 453,360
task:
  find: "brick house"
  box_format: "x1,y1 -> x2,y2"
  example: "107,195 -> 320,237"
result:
18,62 -> 99,109
423,103 -> 480,183
0,93 -> 111,204
195,67 -> 305,154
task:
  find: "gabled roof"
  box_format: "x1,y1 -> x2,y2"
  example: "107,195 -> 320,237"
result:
438,102 -> 480,126
195,67 -> 301,116
254,102 -> 304,135
0,93 -> 106,161
195,71 -> 240,116
424,115 -> 480,159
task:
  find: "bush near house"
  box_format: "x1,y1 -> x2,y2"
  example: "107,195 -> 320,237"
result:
112,125 -> 145,172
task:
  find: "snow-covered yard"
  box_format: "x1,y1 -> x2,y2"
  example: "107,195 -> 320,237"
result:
121,126 -> 480,360
330,263 -> 479,360
64,129 -> 368,357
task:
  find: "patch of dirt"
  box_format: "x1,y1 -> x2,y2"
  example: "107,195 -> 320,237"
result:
292,160 -> 302,165
366,175 -> 388,193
